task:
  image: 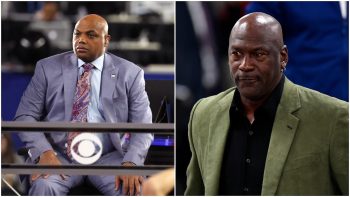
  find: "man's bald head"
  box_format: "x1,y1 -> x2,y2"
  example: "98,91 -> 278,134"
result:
230,12 -> 284,49
75,14 -> 109,35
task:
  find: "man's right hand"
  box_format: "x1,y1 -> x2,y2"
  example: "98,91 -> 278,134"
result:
31,150 -> 66,181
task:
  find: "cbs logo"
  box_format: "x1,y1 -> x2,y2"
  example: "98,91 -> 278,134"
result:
70,133 -> 103,165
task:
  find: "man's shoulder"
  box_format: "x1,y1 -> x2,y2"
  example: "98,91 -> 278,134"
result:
189,88 -> 235,139
193,88 -> 236,114
296,84 -> 348,110
37,51 -> 74,64
32,51 -> 75,72
105,52 -> 142,72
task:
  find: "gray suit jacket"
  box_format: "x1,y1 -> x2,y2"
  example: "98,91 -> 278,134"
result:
15,51 -> 153,166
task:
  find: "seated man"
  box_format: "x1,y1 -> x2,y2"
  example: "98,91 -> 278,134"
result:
15,14 -> 153,196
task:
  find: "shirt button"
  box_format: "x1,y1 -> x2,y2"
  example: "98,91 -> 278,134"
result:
89,102 -> 92,106
65,143 -> 68,148
246,158 -> 251,164
243,187 -> 249,192
248,130 -> 254,136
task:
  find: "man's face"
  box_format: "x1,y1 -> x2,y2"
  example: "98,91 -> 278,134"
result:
228,26 -> 286,100
72,19 -> 109,63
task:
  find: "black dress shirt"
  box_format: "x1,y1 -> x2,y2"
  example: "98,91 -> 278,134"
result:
219,76 -> 285,195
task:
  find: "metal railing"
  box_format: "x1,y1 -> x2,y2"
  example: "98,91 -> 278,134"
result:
1,121 -> 174,175
2,164 -> 172,176
2,121 -> 174,134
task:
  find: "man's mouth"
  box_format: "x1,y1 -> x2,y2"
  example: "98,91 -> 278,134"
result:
76,46 -> 88,52
238,76 -> 257,81
236,76 -> 260,87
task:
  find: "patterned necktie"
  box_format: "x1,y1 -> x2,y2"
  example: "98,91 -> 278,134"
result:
67,63 -> 93,158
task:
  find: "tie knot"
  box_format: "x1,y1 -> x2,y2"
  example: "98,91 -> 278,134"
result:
83,63 -> 93,72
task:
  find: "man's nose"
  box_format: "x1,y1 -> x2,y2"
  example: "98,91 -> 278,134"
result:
238,56 -> 254,71
78,36 -> 87,44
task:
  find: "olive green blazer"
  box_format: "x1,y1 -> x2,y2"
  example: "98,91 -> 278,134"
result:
185,78 -> 348,195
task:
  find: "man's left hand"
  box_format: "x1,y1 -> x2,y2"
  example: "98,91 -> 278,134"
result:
115,162 -> 144,195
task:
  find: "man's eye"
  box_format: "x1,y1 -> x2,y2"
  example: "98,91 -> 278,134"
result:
88,34 -> 96,38
254,51 -> 267,59
231,51 -> 242,60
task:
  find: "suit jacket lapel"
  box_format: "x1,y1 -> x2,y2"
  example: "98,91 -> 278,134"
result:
261,78 -> 301,195
100,54 -> 123,153
62,54 -> 78,121
100,53 -> 119,123
206,90 -> 234,195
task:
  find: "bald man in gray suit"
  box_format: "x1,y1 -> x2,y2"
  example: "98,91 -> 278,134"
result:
15,14 -> 153,196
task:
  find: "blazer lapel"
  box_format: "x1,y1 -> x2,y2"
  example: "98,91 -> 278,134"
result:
261,78 -> 301,195
100,53 -> 119,123
62,54 -> 78,121
205,90 -> 234,195
100,54 -> 123,153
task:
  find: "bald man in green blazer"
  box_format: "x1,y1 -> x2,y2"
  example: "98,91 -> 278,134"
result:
185,12 -> 348,195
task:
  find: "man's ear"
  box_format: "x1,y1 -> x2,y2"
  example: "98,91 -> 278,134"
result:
104,35 -> 111,47
281,45 -> 288,69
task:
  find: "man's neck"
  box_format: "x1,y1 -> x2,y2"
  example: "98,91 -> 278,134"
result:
239,75 -> 283,123
240,95 -> 269,123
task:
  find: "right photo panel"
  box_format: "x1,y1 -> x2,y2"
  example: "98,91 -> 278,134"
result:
176,1 -> 349,195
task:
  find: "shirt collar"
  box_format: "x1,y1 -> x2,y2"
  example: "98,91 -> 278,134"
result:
77,54 -> 104,71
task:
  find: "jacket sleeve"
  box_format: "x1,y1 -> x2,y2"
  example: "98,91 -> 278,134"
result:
185,99 -> 204,195
14,60 -> 53,162
122,69 -> 154,165
330,102 -> 349,195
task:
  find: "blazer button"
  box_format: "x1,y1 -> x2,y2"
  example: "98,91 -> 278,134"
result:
245,158 -> 251,164
248,130 -> 254,136
243,187 -> 249,192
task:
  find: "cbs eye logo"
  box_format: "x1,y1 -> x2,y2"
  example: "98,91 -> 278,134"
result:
71,133 -> 103,165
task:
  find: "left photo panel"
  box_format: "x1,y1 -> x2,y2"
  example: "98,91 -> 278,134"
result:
1,1 -> 174,196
